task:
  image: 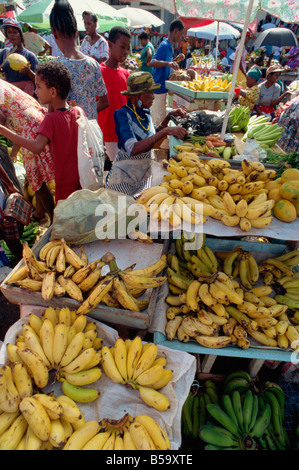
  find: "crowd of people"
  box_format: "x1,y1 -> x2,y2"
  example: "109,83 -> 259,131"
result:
0,0 -> 298,260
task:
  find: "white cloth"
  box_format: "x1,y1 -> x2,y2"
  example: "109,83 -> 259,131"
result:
80,35 -> 109,61
151,93 -> 167,127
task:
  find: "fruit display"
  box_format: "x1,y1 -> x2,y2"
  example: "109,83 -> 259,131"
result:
174,135 -> 237,159
1,221 -> 39,261
265,168 -> 299,223
180,75 -> 232,92
101,337 -> 172,411
137,156 -> 280,231
5,240 -> 167,314
163,235 -> 299,351
242,114 -> 283,149
228,105 -> 251,132
181,371 -> 291,450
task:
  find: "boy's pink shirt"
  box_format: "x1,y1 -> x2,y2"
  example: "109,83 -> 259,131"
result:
97,64 -> 130,142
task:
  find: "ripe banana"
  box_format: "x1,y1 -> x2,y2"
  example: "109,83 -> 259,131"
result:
60,348 -> 98,374
76,276 -> 114,315
62,367 -> 102,386
138,386 -> 170,411
101,346 -> 125,384
19,396 -> 51,441
0,413 -> 28,450
56,395 -> 83,424
0,365 -> 20,413
132,343 -> 158,380
127,421 -> 156,450
16,347 -> 49,389
62,240 -> 85,270
33,393 -> 63,420
63,420 -> 100,450
57,275 -> 83,302
11,362 -> 33,399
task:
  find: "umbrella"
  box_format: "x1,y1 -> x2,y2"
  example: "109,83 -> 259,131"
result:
118,7 -> 164,28
187,21 -> 241,41
253,27 -> 298,48
17,0 -> 129,32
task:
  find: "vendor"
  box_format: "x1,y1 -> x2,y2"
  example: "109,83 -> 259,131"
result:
106,71 -> 188,197
254,65 -> 292,118
238,68 -> 262,112
0,18 -> 39,97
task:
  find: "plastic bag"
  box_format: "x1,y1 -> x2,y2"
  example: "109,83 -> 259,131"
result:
76,107 -> 105,191
50,188 -> 146,245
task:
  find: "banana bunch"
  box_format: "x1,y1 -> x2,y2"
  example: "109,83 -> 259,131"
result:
181,379 -> 219,442
0,392 -> 88,450
257,251 -> 299,287
101,337 -> 172,411
215,246 -> 260,289
4,307 -> 103,399
62,412 -> 171,450
136,156 -> 278,231
164,237 -> 299,351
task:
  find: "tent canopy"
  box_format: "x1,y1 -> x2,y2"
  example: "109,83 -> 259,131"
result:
187,21 -> 241,41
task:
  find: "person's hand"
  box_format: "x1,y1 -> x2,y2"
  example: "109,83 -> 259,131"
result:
167,108 -> 187,119
175,53 -> 185,63
19,64 -> 31,75
165,126 -> 188,140
169,61 -> 180,70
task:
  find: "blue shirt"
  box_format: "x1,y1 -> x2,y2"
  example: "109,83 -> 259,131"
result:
152,38 -> 174,95
114,100 -> 156,156
0,48 -> 39,83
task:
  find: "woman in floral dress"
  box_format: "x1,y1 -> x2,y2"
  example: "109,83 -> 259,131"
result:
276,96 -> 299,153
0,79 -> 55,222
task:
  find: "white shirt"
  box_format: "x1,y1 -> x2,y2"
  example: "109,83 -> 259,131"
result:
45,34 -> 63,57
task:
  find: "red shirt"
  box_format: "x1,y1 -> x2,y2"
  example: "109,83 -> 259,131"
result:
98,64 -> 130,142
38,107 -> 81,203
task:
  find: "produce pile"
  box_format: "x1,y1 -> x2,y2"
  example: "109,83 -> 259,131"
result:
180,75 -> 232,92
182,370 -> 295,450
1,221 -> 39,261
0,308 -> 172,450
6,240 -> 167,314
137,156 -> 281,231
174,135 -> 237,159
164,235 -> 299,350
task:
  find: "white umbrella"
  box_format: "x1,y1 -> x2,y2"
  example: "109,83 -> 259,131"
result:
118,7 -> 164,29
187,21 -> 241,41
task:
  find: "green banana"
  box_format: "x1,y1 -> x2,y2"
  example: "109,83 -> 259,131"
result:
221,394 -> 240,430
204,384 -> 219,404
265,430 -> 277,450
250,402 -> 271,439
203,392 -> 212,406
182,392 -> 195,437
175,238 -> 185,261
198,395 -> 207,427
264,390 -> 286,448
248,393 -> 259,434
222,370 -> 252,389
60,378 -> 99,403
223,377 -> 251,396
192,395 -> 200,439
206,403 -> 240,437
199,424 -> 240,448
268,422 -> 285,450
232,390 -> 244,433
242,389 -> 254,434
265,382 -> 286,419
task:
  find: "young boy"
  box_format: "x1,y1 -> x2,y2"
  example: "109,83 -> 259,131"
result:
0,61 -> 81,205
97,26 -> 131,166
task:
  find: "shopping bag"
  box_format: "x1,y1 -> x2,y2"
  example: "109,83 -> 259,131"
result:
76,107 -> 105,191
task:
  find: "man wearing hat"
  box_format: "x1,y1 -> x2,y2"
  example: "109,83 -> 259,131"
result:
237,68 -> 263,112
106,71 -> 187,196
0,18 -> 39,96
255,64 -> 292,117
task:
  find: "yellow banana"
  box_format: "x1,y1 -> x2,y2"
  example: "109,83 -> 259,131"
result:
16,347 -> 49,389
28,313 -> 43,336
49,418 -> 66,449
198,283 -> 217,308
135,364 -> 164,387
63,420 -> 100,450
112,277 -> 141,312
113,338 -> 128,381
101,346 -> 125,384
135,414 -> 170,450
57,275 -> 83,302
76,276 -> 114,315
53,322 -> 69,366
59,331 -> 86,368
138,386 -> 170,411
60,348 -> 97,374
132,343 -> 158,380
128,421 -> 156,450
82,430 -> 112,450
56,395 -> 83,424
39,239 -> 62,261
0,365 -> 20,413
71,260 -> 99,284
11,362 -> 33,399
46,244 -> 62,269
62,367 -> 102,386
19,396 -> 51,441
33,393 -> 63,420
0,413 -> 28,450
126,336 -> 143,379
136,186 -> 168,205
195,335 -> 231,348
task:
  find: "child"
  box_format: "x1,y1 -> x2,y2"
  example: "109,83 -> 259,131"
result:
97,26 -> 131,165
0,61 -> 81,205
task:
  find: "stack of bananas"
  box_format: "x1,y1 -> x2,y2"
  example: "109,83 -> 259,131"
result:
164,236 -> 299,351
0,367 -> 93,450
4,307 -> 103,406
215,246 -> 260,290
101,337 -> 172,411
136,156 -> 278,231
180,75 -> 231,92
6,240 -> 167,315
196,371 -> 289,450
62,413 -> 171,450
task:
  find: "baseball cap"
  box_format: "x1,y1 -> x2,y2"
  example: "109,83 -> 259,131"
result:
266,64 -> 285,76
121,71 -> 161,95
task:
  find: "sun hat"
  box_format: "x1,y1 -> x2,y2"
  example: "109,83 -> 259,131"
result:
0,18 -> 23,36
266,64 -> 285,77
247,68 -> 263,81
121,71 -> 161,95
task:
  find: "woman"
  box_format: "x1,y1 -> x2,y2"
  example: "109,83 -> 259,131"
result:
276,96 -> 299,153
0,80 -> 55,223
254,65 -> 292,118
238,68 -> 262,112
49,0 -> 108,120
138,31 -> 155,75
0,18 -> 39,97
106,71 -> 188,197
80,11 -> 109,64
286,45 -> 299,70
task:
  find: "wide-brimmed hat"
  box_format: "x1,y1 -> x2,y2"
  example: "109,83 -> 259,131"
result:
266,64 -> 285,76
121,71 -> 161,95
0,18 -> 23,37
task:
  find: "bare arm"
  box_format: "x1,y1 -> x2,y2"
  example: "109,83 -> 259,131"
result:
146,47 -> 153,66
0,125 -> 49,154
148,58 -> 180,71
97,94 -> 109,113
131,126 -> 188,156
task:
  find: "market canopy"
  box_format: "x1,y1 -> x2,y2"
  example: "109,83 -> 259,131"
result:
118,0 -> 299,25
187,21 -> 241,40
17,0 -> 129,32
118,6 -> 164,28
